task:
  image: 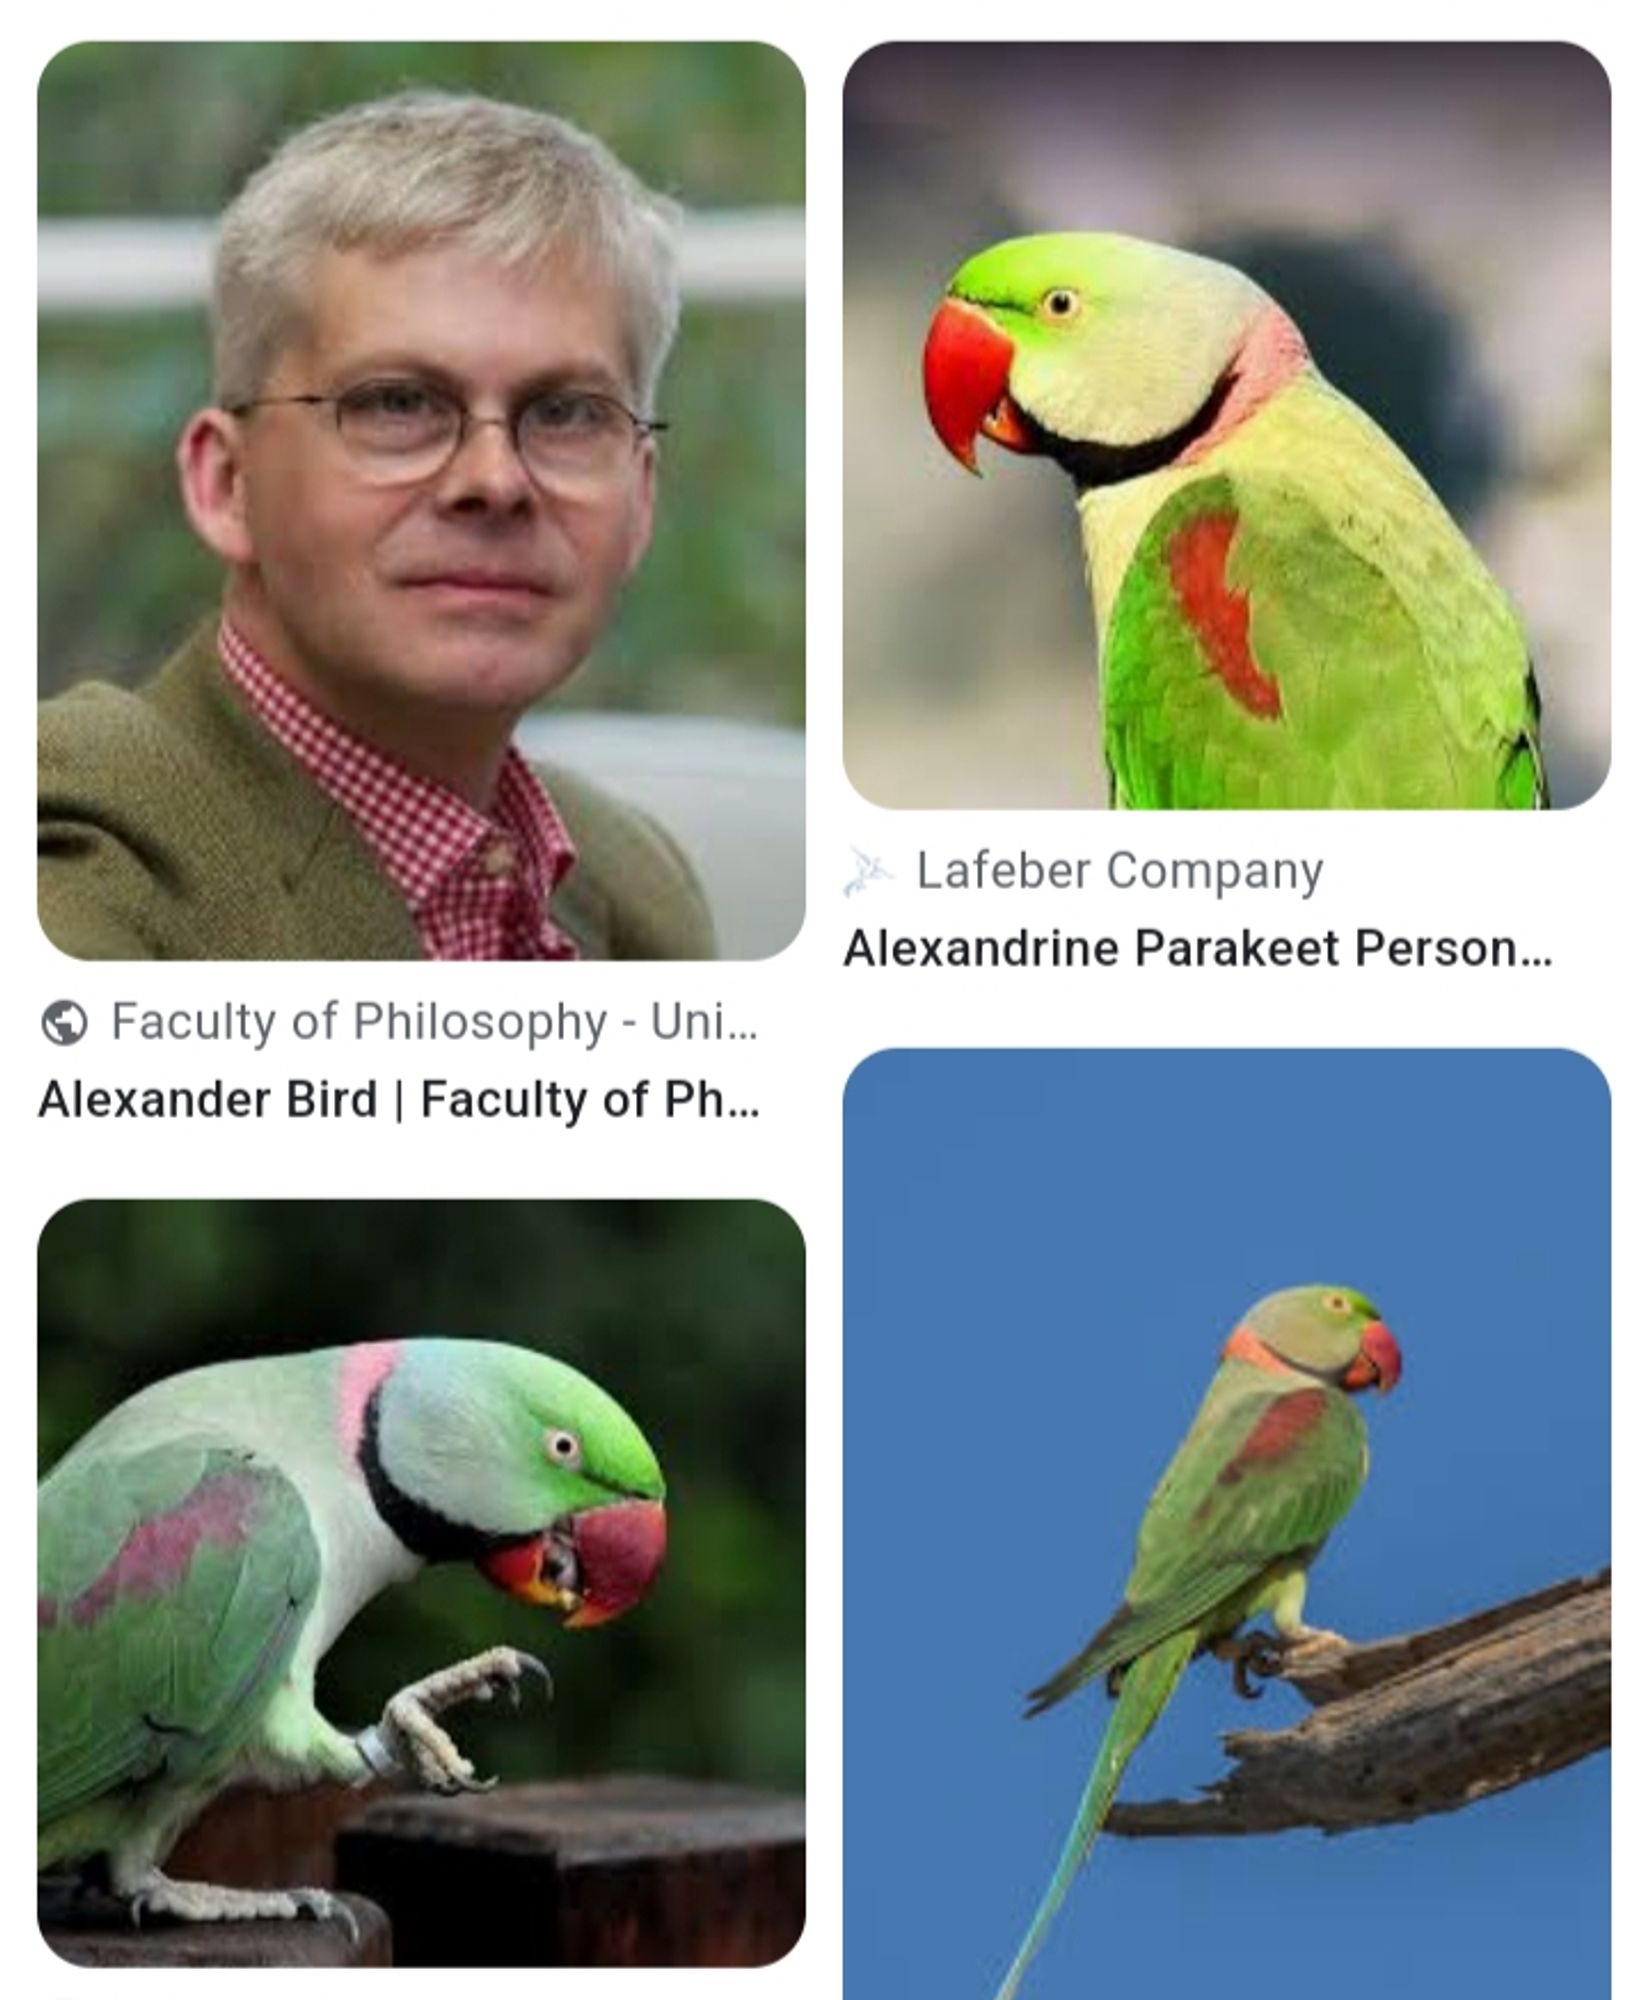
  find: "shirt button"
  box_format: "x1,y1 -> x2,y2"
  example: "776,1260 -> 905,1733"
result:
480,837 -> 516,878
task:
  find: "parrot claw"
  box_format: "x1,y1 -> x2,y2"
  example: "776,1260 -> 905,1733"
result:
516,1651 -> 553,1694
1215,1629 -> 1287,1699
1217,1622 -> 1351,1698
373,1646 -> 552,1796
124,1870 -> 359,1939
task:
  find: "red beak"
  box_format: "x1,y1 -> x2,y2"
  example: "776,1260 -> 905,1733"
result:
477,1497 -> 667,1627
923,297 -> 1033,471
566,1498 -> 668,1628
1342,1320 -> 1403,1394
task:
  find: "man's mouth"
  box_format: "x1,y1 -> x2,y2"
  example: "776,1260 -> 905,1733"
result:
403,571 -> 552,597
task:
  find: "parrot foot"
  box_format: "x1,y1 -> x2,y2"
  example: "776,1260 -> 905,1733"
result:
1213,1629 -> 1287,1700
126,1870 -> 359,1942
1216,1624 -> 1351,1697
362,1645 -> 552,1796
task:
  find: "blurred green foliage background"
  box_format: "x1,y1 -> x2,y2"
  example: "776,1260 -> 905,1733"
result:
39,42 -> 803,724
38,1200 -> 804,1795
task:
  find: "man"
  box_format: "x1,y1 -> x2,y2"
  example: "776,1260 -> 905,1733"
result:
39,91 -> 715,960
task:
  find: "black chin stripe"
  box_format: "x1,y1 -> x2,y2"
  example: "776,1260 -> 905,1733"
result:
358,1386 -> 528,1563
1029,370 -> 1235,492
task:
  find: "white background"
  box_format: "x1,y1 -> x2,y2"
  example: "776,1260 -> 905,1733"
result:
18,5 -> 1633,1996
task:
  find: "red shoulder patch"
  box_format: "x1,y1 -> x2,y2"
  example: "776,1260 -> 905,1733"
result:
1165,511 -> 1282,719
63,1463 -> 264,1629
1218,1389 -> 1329,1485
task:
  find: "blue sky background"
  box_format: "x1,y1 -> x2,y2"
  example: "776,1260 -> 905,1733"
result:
845,1051 -> 1608,2000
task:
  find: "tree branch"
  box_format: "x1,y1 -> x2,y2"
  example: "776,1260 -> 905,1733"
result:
1105,1568 -> 1609,1838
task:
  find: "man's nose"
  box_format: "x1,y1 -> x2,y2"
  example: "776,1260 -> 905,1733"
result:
435,415 -> 536,508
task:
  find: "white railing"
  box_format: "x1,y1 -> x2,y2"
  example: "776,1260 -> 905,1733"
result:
38,209 -> 804,314
516,712 -> 804,960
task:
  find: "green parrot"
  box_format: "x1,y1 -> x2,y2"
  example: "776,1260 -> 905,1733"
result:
922,233 -> 1544,807
38,1338 -> 666,1927
992,1285 -> 1403,2000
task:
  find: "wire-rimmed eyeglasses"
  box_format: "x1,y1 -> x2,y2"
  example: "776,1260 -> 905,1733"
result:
226,377 -> 668,489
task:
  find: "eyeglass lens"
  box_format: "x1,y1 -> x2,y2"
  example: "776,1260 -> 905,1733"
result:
334,380 -> 646,486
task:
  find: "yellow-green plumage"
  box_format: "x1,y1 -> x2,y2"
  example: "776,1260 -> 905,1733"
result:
1095,383 -> 1540,807
927,233 -> 1545,808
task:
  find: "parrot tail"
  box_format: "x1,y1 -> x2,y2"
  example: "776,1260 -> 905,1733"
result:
991,1627 -> 1199,2000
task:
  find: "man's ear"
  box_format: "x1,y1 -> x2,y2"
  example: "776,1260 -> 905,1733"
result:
177,409 -> 255,566
621,440 -> 657,578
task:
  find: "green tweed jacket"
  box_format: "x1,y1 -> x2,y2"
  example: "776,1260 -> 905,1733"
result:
38,628 -> 716,962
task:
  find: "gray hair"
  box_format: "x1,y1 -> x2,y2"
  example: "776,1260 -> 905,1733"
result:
211,90 -> 681,408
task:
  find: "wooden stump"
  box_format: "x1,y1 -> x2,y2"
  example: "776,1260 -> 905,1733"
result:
337,1773 -> 805,1967
166,1780 -> 376,1888
39,1887 -> 391,1967
1105,1569 -> 1611,1839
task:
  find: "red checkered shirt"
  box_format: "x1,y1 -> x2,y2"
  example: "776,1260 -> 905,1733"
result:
219,621 -> 579,960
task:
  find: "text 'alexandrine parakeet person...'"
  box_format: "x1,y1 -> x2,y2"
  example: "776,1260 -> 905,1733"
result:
922,234 -> 1545,808
38,1339 -> 666,1928
992,1286 -> 1402,2000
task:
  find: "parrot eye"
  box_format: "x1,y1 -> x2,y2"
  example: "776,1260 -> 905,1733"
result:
1041,288 -> 1081,321
1323,1292 -> 1350,1315
543,1428 -> 584,1470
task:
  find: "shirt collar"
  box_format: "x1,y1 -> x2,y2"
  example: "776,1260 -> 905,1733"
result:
216,618 -> 577,915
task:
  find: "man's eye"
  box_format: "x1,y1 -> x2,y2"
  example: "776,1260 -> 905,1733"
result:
525,392 -> 614,434
349,382 -> 443,420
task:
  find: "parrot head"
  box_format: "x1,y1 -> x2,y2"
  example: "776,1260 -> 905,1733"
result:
359,1340 -> 667,1629
1234,1285 -> 1402,1394
923,231 -> 1298,483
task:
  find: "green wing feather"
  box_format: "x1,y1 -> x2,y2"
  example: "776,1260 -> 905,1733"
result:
38,1439 -> 321,1844
1028,1376 -> 1367,1714
1103,470 -> 1544,809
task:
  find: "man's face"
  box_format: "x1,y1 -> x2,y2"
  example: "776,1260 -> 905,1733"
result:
216,241 -> 655,720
